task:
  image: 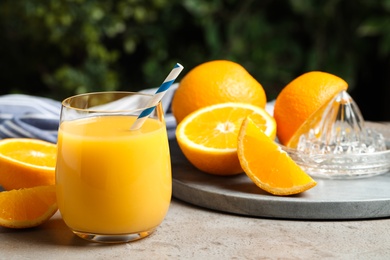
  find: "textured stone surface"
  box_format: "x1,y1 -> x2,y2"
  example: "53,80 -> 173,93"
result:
1,199 -> 390,259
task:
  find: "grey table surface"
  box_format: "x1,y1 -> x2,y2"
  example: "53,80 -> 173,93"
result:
1,198 -> 390,259
1,122 -> 390,259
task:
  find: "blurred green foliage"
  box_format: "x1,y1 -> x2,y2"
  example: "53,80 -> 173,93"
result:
0,0 -> 389,119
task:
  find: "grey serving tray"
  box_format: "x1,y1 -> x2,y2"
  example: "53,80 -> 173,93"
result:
170,135 -> 390,220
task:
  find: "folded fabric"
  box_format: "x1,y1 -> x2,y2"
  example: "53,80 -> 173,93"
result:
0,85 -> 274,143
0,94 -> 61,143
0,87 -> 178,143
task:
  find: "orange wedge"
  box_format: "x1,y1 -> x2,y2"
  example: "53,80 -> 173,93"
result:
0,185 -> 57,228
176,102 -> 276,175
237,117 -> 316,195
0,138 -> 56,190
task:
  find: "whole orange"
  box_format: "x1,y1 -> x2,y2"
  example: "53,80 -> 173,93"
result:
274,71 -> 348,146
171,60 -> 267,123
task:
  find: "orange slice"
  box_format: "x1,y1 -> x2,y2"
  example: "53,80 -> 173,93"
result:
0,138 -> 56,190
176,102 -> 276,175
237,117 -> 316,195
0,185 -> 57,228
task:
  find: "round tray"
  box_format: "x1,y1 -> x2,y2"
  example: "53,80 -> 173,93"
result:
170,122 -> 390,220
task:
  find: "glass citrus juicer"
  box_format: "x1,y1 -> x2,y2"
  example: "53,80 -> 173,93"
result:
282,90 -> 390,179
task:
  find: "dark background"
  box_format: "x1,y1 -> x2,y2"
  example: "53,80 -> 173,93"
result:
0,0 -> 389,121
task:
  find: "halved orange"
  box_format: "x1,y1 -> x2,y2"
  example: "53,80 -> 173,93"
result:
0,138 -> 56,190
274,71 -> 348,147
0,185 -> 57,228
176,102 -> 276,175
237,117 -> 316,195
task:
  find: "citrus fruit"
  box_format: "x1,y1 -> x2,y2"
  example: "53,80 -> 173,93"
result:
176,102 -> 276,175
237,117 -> 317,196
171,60 -> 267,124
274,71 -> 348,147
0,138 -> 56,190
0,185 -> 57,228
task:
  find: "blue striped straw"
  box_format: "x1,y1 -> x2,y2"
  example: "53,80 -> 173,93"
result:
130,63 -> 184,130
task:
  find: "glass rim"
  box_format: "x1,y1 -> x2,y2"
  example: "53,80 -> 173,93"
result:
61,91 -> 160,113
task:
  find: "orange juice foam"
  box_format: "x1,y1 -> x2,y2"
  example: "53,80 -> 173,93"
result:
56,115 -> 171,234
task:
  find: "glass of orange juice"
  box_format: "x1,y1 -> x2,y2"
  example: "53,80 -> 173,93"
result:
55,91 -> 172,243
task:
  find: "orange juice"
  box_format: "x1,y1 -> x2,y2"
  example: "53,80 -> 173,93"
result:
55,115 -> 171,234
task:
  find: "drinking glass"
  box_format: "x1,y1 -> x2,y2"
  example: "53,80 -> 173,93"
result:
55,92 -> 172,243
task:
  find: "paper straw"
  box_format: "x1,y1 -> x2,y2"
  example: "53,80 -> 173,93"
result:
130,63 -> 184,130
